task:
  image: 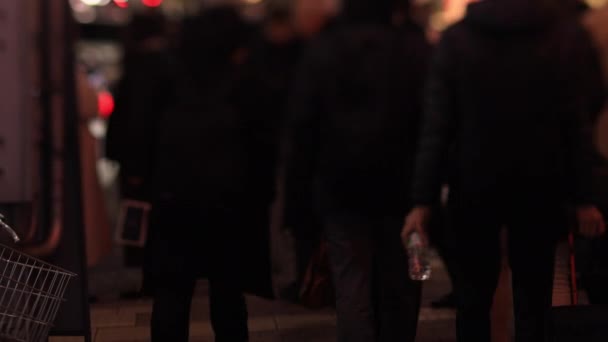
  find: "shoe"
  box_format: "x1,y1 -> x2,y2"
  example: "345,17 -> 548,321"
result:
431,292 -> 456,309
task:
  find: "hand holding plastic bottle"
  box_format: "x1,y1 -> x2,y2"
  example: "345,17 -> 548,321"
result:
402,206 -> 432,281
401,206 -> 431,247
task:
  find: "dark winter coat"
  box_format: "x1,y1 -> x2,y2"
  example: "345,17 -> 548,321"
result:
105,49 -> 173,199
411,0 -> 605,208
137,60 -> 275,297
140,8 -> 275,298
283,3 -> 431,223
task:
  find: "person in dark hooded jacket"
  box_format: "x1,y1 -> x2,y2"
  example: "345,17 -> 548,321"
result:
283,0 -> 430,341
105,12 -> 170,284
139,7 -> 271,342
402,0 -> 606,341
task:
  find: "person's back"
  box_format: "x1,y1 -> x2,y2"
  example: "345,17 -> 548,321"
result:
322,25 -> 428,214
404,1 -> 606,341
151,9 -> 254,205
285,0 -> 430,218
414,0 -> 598,206
283,1 -> 430,341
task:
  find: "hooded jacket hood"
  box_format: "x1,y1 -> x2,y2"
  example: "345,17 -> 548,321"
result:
339,0 -> 396,26
464,0 -> 562,34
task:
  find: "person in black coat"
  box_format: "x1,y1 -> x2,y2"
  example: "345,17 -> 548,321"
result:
105,12 -> 170,278
402,0 -> 606,341
106,11 -> 170,199
283,0 -> 431,340
136,7 -> 273,342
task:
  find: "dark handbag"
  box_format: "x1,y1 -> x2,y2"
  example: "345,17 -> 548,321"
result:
299,241 -> 335,309
550,233 -> 608,342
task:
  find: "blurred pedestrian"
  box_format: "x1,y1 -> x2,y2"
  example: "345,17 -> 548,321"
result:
581,3 -> 608,305
402,0 -> 606,341
76,65 -> 113,269
137,7 -> 274,342
105,11 -> 169,298
283,0 -> 431,340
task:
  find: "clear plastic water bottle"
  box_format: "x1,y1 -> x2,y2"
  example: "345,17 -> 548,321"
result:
407,232 -> 431,281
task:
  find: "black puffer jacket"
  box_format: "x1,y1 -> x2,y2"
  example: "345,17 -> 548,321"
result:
411,0 -> 604,206
283,0 -> 431,221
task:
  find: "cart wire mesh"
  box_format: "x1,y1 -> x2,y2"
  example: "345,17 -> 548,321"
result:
0,216 -> 76,342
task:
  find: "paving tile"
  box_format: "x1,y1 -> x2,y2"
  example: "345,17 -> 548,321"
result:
95,325 -> 150,342
419,308 -> 456,322
248,316 -> 278,332
188,321 -> 214,338
190,297 -> 210,321
88,249 -> 459,342
49,338 -> 85,342
275,313 -> 336,331
91,307 -> 136,328
272,301 -> 335,316
189,331 -> 282,342
115,300 -> 153,315
134,313 -> 150,327
417,319 -> 456,342
249,331 -> 282,342
247,296 -> 279,316
279,325 -> 336,342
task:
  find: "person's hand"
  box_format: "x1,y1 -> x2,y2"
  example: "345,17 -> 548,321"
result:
402,206 -> 432,247
576,205 -> 606,238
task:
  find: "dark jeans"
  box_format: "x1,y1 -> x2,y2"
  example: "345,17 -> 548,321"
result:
324,215 -> 422,342
151,277 -> 248,342
447,202 -> 560,342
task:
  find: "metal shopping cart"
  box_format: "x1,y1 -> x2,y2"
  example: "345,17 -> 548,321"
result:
0,214 -> 76,342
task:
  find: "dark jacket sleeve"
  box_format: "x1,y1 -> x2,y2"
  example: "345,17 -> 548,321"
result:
561,27 -> 605,205
411,33 -> 457,205
281,44 -> 326,227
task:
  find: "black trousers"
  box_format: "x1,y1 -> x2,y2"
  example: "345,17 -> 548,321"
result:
147,202 -> 252,342
447,201 -> 561,342
324,215 -> 422,342
150,277 -> 248,342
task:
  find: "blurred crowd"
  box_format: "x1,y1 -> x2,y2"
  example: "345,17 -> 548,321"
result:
94,0 -> 608,341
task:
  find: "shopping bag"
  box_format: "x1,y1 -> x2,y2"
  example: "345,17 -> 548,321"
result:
115,199 -> 151,247
550,233 -> 608,342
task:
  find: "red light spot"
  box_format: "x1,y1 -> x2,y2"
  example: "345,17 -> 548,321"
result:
114,0 -> 128,8
98,91 -> 115,118
142,0 -> 162,7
